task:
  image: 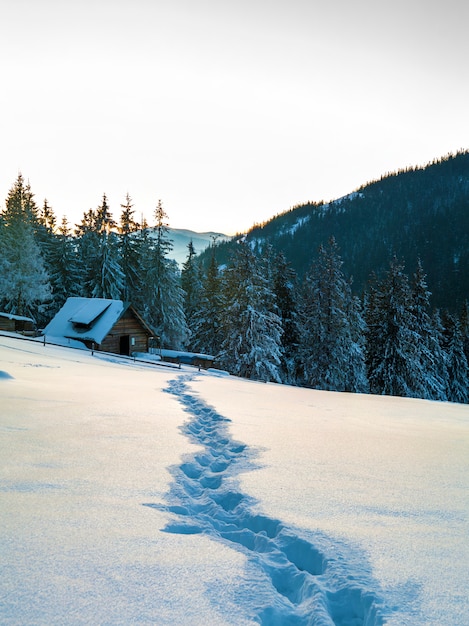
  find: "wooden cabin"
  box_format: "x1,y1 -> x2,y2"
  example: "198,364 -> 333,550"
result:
98,307 -> 153,355
0,312 -> 36,335
43,298 -> 154,356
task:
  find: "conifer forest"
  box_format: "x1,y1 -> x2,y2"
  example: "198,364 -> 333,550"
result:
1,151 -> 469,404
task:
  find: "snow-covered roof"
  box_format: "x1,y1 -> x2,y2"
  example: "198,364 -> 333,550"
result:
160,349 -> 215,361
69,299 -> 112,325
0,312 -> 35,323
43,298 -> 128,345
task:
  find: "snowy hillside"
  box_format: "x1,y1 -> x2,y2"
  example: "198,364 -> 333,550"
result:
198,152 -> 469,313
1,334 -> 469,625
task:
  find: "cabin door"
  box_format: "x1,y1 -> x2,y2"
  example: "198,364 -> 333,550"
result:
119,335 -> 130,356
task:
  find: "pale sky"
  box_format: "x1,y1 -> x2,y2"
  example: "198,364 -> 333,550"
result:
1,0 -> 467,234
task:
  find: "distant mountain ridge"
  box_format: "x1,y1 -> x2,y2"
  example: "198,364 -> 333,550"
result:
198,151 -> 469,312
148,228 -> 230,266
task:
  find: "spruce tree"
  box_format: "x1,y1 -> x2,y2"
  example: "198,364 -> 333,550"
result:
38,199 -> 56,232
118,193 -> 141,302
143,200 -> 188,348
94,193 -> 116,233
411,260 -> 447,400
300,238 -> 368,392
218,242 -> 283,382
153,198 -> 172,257
431,309 -> 450,396
34,199 -> 59,324
75,208 -> 100,296
272,251 -> 301,383
367,256 -> 423,397
441,312 -> 469,403
363,272 -> 381,387
23,178 -> 41,225
47,216 -> 83,309
346,292 -> 370,393
0,175 -> 51,318
76,195 -> 125,300
460,300 -> 469,365
181,240 -> 203,345
131,216 -> 153,315
90,229 -> 125,300
190,244 -> 224,356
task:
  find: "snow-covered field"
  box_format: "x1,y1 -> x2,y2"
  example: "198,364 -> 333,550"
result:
1,334 -> 468,625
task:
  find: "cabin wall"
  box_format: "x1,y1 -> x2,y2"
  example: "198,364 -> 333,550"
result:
99,310 -> 150,355
0,318 -> 15,332
0,317 -> 36,335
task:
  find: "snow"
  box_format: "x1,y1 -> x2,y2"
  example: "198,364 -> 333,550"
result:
43,297 -> 126,345
283,215 -> 312,237
0,312 -> 35,323
1,334 -> 468,625
333,191 -> 365,205
159,348 -> 215,361
67,298 -> 112,325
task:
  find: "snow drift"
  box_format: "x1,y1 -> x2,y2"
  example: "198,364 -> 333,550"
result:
1,334 -> 468,625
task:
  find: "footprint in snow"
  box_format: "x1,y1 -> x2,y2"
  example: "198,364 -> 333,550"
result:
145,374 -> 387,626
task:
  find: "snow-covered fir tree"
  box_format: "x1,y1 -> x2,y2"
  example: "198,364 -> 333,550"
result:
460,300 -> 469,366
76,195 -> 125,300
344,292 -> 370,393
118,193 -> 142,302
75,209 -> 101,296
218,241 -> 283,382
441,312 -> 469,404
33,199 -> 61,323
300,238 -> 368,392
90,229 -> 125,300
142,200 -> 188,349
272,251 -> 301,383
431,309 -> 450,396
411,260 -> 447,400
39,215 -> 83,317
130,216 -> 152,315
366,256 -> 426,397
37,199 -> 57,244
94,193 -> 117,234
0,175 -> 51,319
181,240 -> 202,345
190,244 -> 224,356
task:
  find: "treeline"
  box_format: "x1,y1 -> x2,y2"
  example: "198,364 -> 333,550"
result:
1,174 -> 469,403
187,237 -> 469,403
0,175 -> 188,347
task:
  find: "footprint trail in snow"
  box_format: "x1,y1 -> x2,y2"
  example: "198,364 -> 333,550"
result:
146,375 -> 387,626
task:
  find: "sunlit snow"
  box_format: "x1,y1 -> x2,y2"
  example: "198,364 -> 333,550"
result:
1,334 -> 468,625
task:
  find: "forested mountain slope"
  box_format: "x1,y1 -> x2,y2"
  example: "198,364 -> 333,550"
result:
201,151 -> 469,312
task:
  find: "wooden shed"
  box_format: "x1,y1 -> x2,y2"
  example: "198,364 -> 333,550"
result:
159,349 -> 215,369
0,312 -> 36,335
43,298 -> 154,356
